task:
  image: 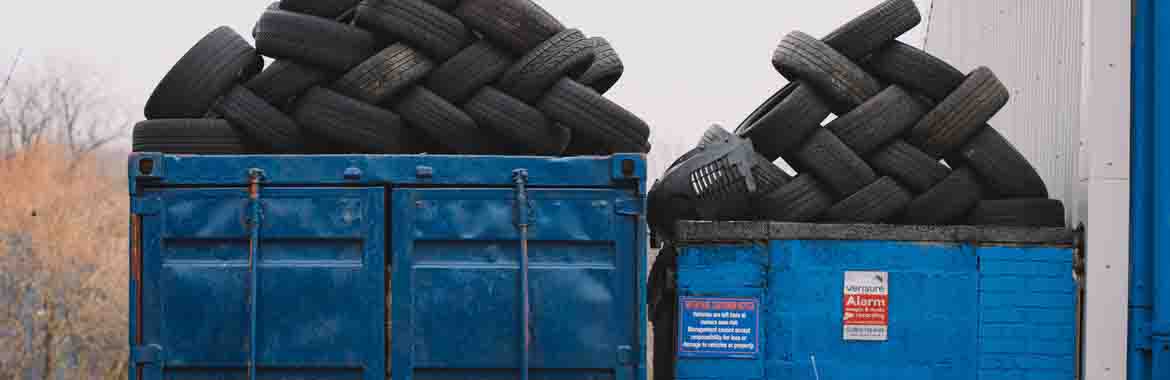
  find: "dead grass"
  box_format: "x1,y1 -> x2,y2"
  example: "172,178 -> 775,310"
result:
0,144 -> 128,379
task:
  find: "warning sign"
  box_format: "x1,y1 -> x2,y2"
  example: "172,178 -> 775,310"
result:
843,271 -> 889,341
677,297 -> 759,358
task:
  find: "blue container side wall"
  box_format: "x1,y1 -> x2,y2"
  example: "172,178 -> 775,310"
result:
1132,0 -> 1166,378
673,240 -> 1077,380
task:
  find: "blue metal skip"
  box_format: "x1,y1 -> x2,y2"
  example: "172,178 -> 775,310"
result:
1131,0 -> 1169,378
127,154 -> 648,380
652,222 -> 1079,380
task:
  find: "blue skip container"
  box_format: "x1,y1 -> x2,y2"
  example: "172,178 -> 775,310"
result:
127,153 -> 648,380
650,221 -> 1080,380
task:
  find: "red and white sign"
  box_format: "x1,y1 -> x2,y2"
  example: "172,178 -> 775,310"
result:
843,271 -> 889,341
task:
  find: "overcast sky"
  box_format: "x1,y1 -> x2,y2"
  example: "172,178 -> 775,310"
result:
0,0 -> 929,170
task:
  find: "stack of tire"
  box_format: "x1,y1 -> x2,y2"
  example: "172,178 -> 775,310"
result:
649,0 -> 1065,239
132,0 -> 650,156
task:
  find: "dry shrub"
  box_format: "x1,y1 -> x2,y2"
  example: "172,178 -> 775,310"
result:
0,144 -> 128,380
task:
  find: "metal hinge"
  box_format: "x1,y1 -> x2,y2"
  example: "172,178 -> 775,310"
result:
617,345 -> 633,365
615,198 -> 643,216
131,344 -> 164,365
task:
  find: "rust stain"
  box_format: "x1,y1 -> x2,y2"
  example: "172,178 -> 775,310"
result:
131,214 -> 143,379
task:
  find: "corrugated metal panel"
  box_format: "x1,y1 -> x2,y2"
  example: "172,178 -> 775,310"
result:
924,0 -> 1084,223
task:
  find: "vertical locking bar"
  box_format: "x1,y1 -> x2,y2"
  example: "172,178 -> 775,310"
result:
246,169 -> 265,380
512,169 -> 532,380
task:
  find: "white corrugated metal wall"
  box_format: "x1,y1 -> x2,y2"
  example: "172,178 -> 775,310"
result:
924,1 -> 1132,379
924,0 -> 1085,223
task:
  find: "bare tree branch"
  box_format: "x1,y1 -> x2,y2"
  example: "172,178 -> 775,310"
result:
0,49 -> 22,107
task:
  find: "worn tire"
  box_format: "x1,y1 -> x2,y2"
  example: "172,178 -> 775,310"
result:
823,0 -> 922,60
356,0 -> 472,61
577,37 -> 624,94
496,29 -> 596,103
333,43 -> 434,105
132,119 -> 252,154
292,87 -> 418,153
754,174 -> 834,222
454,0 -> 565,54
254,9 -> 382,72
910,67 -> 1010,157
211,86 -> 305,153
868,140 -> 950,194
244,60 -> 337,109
901,167 -> 984,225
789,129 -> 878,198
537,78 -> 650,153
751,154 -> 793,197
826,85 -> 927,155
967,199 -> 1066,228
951,128 -> 1049,198
865,41 -> 964,102
280,0 -> 361,18
823,177 -> 913,223
145,27 -> 263,119
772,31 -> 883,113
735,83 -> 832,161
465,87 -> 567,155
393,87 -> 488,154
425,41 -> 514,104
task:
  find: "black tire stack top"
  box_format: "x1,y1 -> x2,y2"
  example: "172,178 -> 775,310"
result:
648,0 -> 1065,236
135,0 -> 649,157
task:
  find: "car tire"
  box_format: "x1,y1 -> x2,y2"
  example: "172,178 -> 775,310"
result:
754,174 -> 835,222
292,87 -> 418,153
254,9 -> 382,72
967,199 -> 1066,228
465,87 -> 568,155
826,85 -> 927,155
789,128 -> 878,198
577,37 -> 624,94
394,87 -> 490,154
211,85 -> 305,153
454,0 -> 565,54
355,0 -> 472,60
909,67 -> 1010,157
496,29 -> 596,103
822,177 -> 913,223
537,78 -> 650,153
145,27 -> 263,119
950,128 -> 1049,198
245,60 -> 337,110
772,31 -> 883,113
132,119 -> 252,154
864,41 -> 964,102
734,82 -> 832,161
823,0 -> 922,60
867,140 -> 950,194
333,43 -> 435,105
425,41 -> 515,104
280,0 -> 361,18
901,167 -> 984,225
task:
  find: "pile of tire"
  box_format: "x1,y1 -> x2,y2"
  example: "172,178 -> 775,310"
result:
132,0 -> 650,156
648,0 -> 1065,239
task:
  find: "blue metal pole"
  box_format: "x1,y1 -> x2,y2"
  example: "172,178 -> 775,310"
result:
513,169 -> 531,380
247,169 -> 264,380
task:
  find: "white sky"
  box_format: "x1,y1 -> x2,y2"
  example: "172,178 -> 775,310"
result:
0,0 -> 930,172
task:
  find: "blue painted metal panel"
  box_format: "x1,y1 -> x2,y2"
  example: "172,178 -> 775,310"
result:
127,154 -> 646,193
1132,0 -> 1167,378
392,188 -> 643,380
134,187 -> 386,380
128,154 -> 647,380
669,239 -> 1076,380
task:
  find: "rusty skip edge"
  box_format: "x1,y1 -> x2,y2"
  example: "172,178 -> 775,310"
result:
130,214 -> 143,380
673,221 -> 1079,246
